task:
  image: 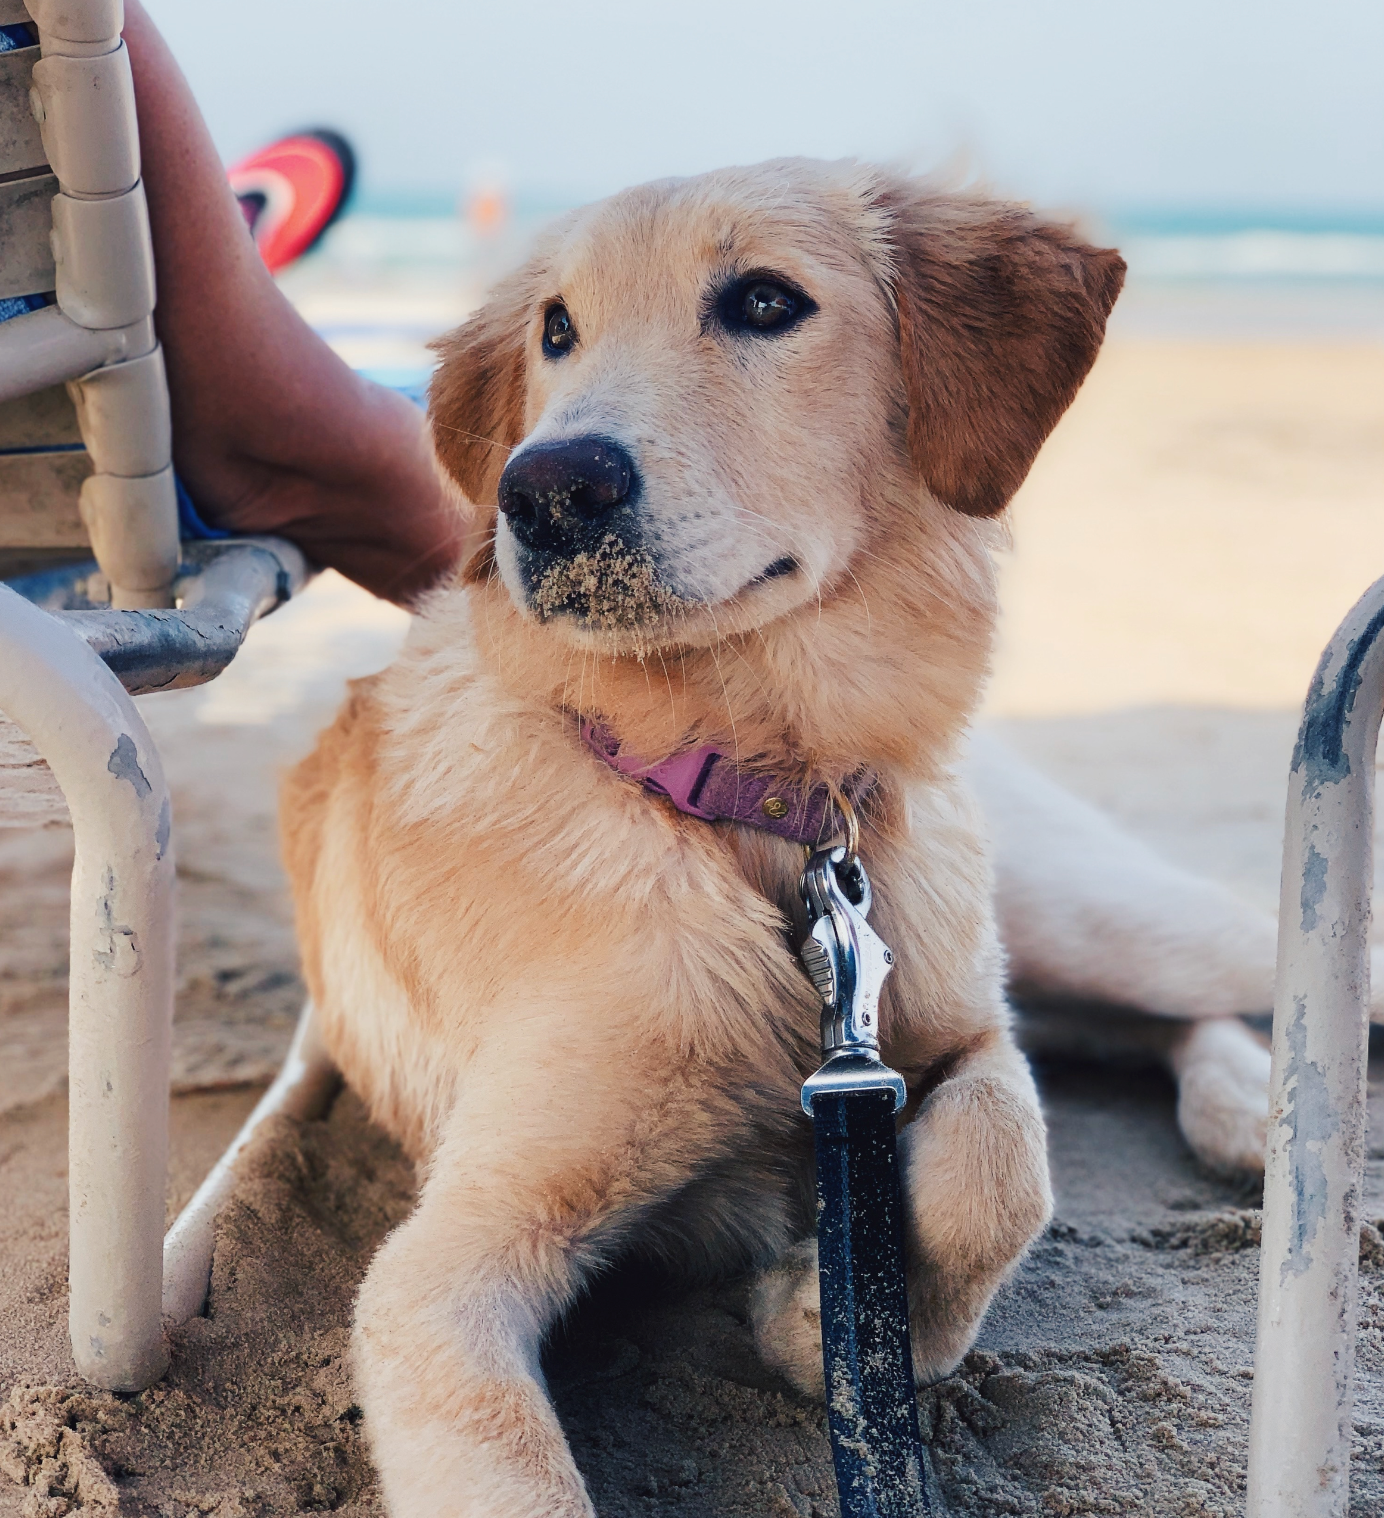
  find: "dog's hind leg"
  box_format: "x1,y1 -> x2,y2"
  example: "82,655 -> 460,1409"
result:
1013,1003 -> 1274,1173
972,736 -> 1303,1172
974,733 -> 1384,1022
971,733 -> 1283,1020
1168,1016 -> 1272,1173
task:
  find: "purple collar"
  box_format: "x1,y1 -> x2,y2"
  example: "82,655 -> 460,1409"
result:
581,718 -> 874,846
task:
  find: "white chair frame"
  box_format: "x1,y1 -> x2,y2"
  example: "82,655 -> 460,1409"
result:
1,0 -> 177,608
1247,573 -> 1384,1517
0,0 -> 332,1392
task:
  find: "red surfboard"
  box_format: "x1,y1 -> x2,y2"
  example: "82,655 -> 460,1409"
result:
229,129 -> 356,274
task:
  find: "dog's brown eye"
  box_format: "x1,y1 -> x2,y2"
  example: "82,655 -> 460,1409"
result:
743,282 -> 797,329
543,304 -> 576,357
715,274 -> 815,337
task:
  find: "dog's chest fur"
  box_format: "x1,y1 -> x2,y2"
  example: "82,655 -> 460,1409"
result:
284,602 -> 1006,1258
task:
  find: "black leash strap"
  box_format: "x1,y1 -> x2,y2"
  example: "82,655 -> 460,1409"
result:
812,1088 -> 935,1517
798,844 -> 941,1517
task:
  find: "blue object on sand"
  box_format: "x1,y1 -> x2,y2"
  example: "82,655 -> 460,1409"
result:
0,293 -> 53,324
175,477 -> 230,541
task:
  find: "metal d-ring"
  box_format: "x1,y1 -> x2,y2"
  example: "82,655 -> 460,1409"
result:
825,779 -> 861,862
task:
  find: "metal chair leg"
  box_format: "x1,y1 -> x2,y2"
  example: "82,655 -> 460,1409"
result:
0,583 -> 173,1391
1248,574 -> 1384,1517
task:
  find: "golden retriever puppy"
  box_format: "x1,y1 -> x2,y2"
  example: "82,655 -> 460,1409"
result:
282,158 -> 1124,1516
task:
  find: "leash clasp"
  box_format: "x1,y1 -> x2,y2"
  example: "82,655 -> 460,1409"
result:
798,846 -> 907,1115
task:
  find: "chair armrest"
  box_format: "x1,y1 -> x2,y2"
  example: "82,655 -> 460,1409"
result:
7,535 -> 311,693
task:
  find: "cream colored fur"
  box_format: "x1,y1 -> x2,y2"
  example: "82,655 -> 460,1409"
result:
280,159 -> 1294,1516
972,735 -> 1384,1174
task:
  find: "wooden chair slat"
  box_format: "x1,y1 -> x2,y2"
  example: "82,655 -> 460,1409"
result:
0,384 -> 82,449
0,449 -> 92,545
0,171 -> 57,299
0,45 -> 46,179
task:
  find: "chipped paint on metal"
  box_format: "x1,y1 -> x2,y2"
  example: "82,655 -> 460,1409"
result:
9,538 -> 308,696
1291,599 -> 1384,793
1279,997 -> 1331,1284
155,795 -> 171,861
94,865 -> 142,978
0,581 -> 175,1392
1300,842 -> 1329,932
1249,573 -> 1384,1517
106,732 -> 151,800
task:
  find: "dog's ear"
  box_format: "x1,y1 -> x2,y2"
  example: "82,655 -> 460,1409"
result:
428,266 -> 534,506
877,184 -> 1125,517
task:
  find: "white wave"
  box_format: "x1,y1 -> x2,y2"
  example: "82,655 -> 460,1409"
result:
314,215 -> 469,267
1124,231 -> 1384,281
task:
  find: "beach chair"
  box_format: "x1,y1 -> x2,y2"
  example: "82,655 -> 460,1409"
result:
0,0 -> 329,1394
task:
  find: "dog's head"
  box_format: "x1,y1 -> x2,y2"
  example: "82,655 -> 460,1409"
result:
430,160 -> 1123,666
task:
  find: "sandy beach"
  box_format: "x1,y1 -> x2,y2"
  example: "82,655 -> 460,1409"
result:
3,319 -> 1384,1516
990,337 -> 1384,718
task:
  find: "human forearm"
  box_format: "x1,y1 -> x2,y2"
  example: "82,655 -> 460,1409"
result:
121,2 -> 468,603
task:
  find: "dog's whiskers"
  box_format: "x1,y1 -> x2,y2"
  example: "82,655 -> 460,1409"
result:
653,646 -> 679,734
701,603 -> 743,766
841,562 -> 873,635
431,421 -> 518,455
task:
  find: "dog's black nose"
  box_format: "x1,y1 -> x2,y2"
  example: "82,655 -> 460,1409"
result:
498,437 -> 635,551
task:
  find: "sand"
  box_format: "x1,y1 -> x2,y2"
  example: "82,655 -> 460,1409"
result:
3,333 -> 1384,1515
988,340 -> 1384,717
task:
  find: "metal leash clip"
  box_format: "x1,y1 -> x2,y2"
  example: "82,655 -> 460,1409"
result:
799,845 -> 907,1116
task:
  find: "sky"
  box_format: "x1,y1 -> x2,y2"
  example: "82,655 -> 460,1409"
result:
149,0 -> 1384,215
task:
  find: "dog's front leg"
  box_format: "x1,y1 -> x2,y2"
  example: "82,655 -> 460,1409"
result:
352,1054 -> 693,1518
353,1167 -> 591,1518
752,1025 -> 1050,1394
898,1027 -> 1052,1380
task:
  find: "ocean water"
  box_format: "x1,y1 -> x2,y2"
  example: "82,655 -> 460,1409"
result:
1101,208 -> 1384,338
280,201 -> 1384,374
1107,208 -> 1384,281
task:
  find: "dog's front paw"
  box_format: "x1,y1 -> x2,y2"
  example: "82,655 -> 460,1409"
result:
753,1235 -> 997,1394
1173,1018 -> 1270,1174
905,1266 -> 990,1385
751,1238 -> 825,1398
